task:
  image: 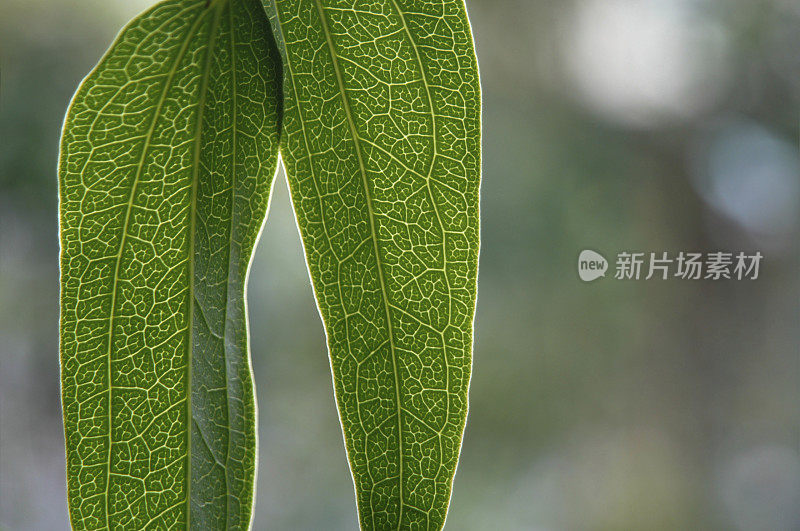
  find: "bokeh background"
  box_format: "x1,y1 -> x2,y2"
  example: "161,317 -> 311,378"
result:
1,0 -> 798,529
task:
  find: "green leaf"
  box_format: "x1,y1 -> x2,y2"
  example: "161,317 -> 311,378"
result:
265,0 -> 481,528
58,0 -> 281,528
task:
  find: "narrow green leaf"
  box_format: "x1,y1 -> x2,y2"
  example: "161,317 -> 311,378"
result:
266,1 -> 481,528
58,0 -> 281,528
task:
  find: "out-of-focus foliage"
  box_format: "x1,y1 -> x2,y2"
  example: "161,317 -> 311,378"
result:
1,0 -> 798,529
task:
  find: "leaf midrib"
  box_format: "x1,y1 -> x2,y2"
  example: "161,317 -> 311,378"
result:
311,1 -> 406,527
101,4 -> 207,525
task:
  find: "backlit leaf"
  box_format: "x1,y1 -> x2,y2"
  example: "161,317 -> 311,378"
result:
265,1 -> 481,528
58,0 -> 281,527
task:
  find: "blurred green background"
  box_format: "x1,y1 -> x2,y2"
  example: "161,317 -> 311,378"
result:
1,0 -> 798,529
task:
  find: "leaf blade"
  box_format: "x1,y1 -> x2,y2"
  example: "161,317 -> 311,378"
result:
266,0 -> 481,528
58,0 -> 281,528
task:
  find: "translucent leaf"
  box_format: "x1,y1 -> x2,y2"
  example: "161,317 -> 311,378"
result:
265,1 -> 481,528
58,0 -> 281,527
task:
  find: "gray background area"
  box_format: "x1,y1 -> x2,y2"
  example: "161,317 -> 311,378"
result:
1,0 -> 798,529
